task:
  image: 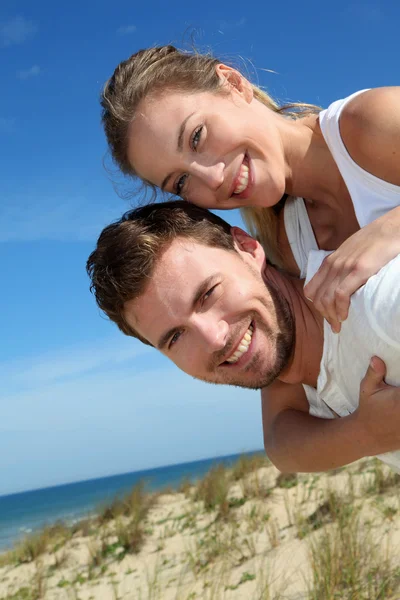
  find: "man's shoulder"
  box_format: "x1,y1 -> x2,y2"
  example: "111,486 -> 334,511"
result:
355,254 -> 400,349
261,380 -> 308,412
360,254 -> 400,301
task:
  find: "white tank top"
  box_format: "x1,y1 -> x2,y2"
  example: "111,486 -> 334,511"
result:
284,196 -> 318,278
319,89 -> 400,227
283,89 -> 400,275
304,251 -> 400,472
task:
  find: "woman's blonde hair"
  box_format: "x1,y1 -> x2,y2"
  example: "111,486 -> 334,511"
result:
101,45 -> 320,267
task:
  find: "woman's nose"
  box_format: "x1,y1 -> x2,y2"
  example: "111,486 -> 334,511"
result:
191,160 -> 225,190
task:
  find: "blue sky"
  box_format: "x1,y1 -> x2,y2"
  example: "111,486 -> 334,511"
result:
1,0 -> 399,494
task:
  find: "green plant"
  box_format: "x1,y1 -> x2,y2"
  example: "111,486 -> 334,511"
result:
239,571 -> 256,584
276,472 -> 298,489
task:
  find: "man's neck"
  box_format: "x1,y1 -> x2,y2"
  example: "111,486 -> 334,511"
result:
263,266 -> 324,387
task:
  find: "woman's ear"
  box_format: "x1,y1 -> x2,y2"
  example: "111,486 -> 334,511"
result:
231,227 -> 265,268
215,64 -> 253,103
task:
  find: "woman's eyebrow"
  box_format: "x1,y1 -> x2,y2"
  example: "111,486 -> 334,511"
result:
177,112 -> 195,151
160,112 -> 196,191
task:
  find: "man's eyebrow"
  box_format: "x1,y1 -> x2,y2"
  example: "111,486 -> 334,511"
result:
160,111 -> 196,192
157,326 -> 181,352
192,274 -> 217,308
156,274 -> 218,350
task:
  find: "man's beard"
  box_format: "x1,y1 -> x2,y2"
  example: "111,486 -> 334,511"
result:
202,279 -> 295,391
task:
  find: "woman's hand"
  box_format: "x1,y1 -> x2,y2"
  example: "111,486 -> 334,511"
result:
303,207 -> 400,332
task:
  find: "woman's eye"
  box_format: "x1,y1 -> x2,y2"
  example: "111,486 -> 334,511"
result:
175,174 -> 188,196
191,126 -> 203,151
169,331 -> 181,348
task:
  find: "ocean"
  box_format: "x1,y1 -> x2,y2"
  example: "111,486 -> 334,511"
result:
0,450 -> 263,552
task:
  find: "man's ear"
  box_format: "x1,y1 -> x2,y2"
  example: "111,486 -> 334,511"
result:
215,64 -> 253,103
231,227 -> 265,267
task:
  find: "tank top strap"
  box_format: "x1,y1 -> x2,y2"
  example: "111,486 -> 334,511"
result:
319,89 -> 400,227
283,196 -> 318,278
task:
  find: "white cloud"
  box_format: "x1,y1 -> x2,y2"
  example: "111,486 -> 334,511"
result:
345,2 -> 383,22
219,17 -> 246,32
117,24 -> 137,36
0,360 -> 260,452
0,335 -> 151,394
17,64 -> 40,80
0,194 -> 245,243
0,16 -> 37,48
0,365 -> 262,494
0,194 -> 122,242
0,333 -> 262,494
0,117 -> 15,133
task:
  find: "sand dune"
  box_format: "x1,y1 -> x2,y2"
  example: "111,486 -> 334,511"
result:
1,456 -> 400,599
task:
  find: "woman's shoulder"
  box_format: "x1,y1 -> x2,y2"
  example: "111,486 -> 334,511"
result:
341,87 -> 400,122
340,87 -> 400,186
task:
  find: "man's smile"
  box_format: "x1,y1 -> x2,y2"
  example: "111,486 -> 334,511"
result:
221,321 -> 255,367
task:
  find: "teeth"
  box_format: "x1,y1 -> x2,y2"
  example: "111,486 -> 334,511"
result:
233,163 -> 249,195
226,324 -> 253,364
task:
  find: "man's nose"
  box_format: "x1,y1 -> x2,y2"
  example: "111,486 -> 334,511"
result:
194,316 -> 229,352
191,160 -> 225,190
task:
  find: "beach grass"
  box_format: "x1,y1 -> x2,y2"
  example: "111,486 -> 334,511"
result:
1,455 -> 400,599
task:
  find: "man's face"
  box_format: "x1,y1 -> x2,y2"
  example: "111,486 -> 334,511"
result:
125,233 -> 294,389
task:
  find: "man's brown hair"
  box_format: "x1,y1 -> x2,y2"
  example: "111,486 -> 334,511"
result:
86,200 -> 236,343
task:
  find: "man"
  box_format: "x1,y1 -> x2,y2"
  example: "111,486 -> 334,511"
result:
87,201 -> 400,473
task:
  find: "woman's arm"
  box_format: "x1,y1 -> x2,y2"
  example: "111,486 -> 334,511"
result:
304,87 -> 400,331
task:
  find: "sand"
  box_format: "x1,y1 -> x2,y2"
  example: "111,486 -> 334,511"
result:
1,457 -> 400,599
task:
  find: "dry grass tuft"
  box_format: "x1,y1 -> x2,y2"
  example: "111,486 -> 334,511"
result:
230,453 -> 269,481
3,522 -> 70,566
363,460 -> 400,495
193,465 -> 230,519
307,495 -> 400,599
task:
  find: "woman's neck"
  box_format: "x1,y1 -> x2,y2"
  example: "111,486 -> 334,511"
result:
282,115 -> 344,203
279,115 -> 359,249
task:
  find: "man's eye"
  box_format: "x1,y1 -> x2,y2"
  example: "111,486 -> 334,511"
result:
191,125 -> 203,151
203,284 -> 217,304
175,174 -> 188,196
169,331 -> 181,348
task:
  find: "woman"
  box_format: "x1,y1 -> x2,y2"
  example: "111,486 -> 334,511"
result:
101,45 -> 400,332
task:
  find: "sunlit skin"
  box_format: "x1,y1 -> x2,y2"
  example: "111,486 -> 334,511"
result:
124,229 -> 323,390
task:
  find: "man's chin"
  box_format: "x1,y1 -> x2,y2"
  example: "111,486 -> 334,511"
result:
197,338 -> 292,390
201,366 -> 284,391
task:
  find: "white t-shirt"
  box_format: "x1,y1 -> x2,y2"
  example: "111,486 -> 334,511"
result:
304,251 -> 400,471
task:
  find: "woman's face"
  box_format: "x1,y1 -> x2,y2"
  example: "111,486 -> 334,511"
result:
127,66 -> 287,209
